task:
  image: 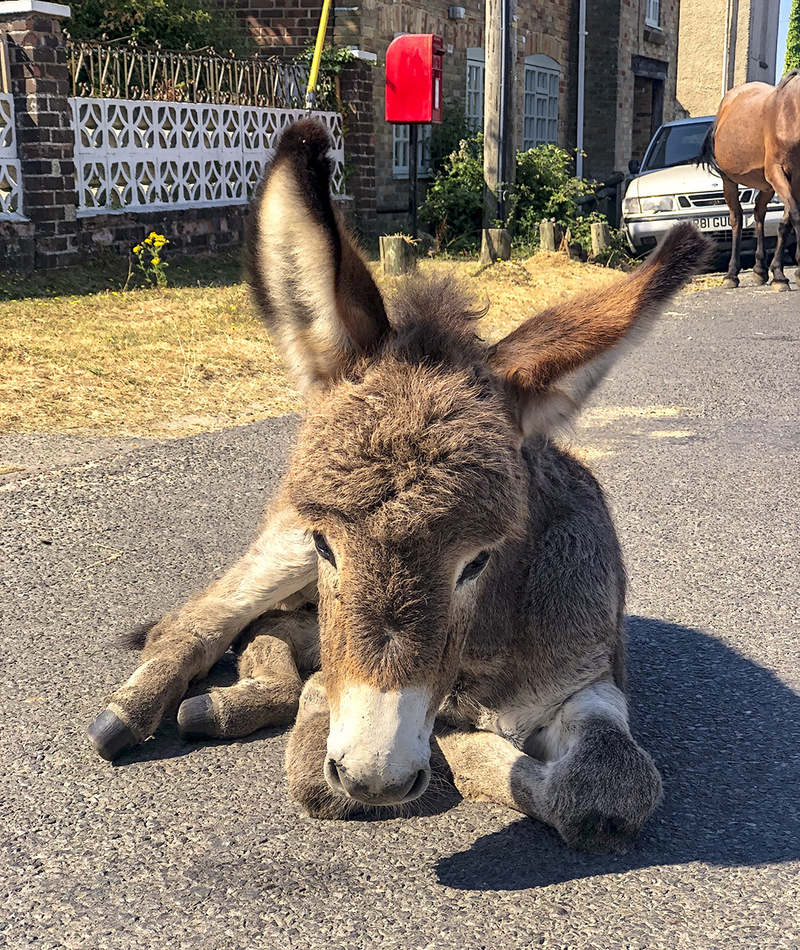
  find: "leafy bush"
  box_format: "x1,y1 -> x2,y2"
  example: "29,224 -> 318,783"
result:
421,133 -> 625,259
785,0 -> 800,73
420,137 -> 485,253
67,0 -> 254,55
429,106 -> 474,175
513,144 -> 598,247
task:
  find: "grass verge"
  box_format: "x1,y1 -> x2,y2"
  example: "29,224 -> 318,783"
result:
1,252 -> 627,438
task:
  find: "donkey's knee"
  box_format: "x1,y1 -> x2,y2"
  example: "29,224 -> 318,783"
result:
530,681 -> 662,853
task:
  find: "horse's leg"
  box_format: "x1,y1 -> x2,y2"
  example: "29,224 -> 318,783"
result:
284,673 -> 361,819
752,188 -> 774,285
765,165 -> 800,291
177,607 -> 318,739
722,177 -> 744,289
87,502 -> 317,760
437,681 -> 662,854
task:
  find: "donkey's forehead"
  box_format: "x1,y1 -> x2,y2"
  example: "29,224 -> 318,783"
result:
287,360 -> 525,535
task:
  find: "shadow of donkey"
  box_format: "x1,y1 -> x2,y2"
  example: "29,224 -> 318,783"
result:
436,615 -> 800,889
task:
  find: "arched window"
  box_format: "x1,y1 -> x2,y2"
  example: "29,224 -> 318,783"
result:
523,54 -> 560,149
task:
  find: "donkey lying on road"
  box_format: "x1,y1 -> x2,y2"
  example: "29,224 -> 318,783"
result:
88,119 -> 709,853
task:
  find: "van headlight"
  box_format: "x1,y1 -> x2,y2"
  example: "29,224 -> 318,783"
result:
622,197 -> 640,215
639,196 -> 676,213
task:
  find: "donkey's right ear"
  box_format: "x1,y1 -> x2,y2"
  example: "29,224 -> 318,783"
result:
247,119 -> 391,393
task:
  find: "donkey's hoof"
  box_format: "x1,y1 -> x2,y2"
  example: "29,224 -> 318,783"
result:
721,277 -> 739,289
87,709 -> 137,761
177,694 -> 220,739
771,279 -> 791,292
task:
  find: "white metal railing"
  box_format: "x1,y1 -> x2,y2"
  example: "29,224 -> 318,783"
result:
70,98 -> 344,215
0,93 -> 22,218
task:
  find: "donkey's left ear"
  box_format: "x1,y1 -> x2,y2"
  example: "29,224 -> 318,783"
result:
488,223 -> 711,438
247,119 -> 391,393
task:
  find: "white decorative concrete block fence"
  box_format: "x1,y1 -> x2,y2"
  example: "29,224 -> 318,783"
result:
0,92 -> 22,218
70,98 -> 345,215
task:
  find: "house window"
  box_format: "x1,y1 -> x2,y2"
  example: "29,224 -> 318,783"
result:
392,123 -> 432,179
523,55 -> 560,150
466,48 -> 485,133
646,0 -> 660,28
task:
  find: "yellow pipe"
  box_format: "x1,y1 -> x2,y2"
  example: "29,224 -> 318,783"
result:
305,0 -> 333,110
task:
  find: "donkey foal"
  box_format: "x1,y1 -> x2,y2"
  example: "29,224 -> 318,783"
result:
88,119 -> 710,854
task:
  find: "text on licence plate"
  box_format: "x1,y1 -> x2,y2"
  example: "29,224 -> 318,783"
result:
696,214 -> 755,231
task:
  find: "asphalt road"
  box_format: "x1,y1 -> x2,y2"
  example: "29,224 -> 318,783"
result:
2,279 -> 799,949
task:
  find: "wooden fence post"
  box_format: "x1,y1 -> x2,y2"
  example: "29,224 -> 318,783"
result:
380,235 -> 415,275
539,220 -> 562,252
591,221 -> 611,257
480,228 -> 511,265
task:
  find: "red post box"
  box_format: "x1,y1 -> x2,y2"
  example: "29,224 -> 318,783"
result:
385,34 -> 444,124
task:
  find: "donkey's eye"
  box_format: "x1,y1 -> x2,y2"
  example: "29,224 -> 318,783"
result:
458,550 -> 491,586
313,532 -> 336,567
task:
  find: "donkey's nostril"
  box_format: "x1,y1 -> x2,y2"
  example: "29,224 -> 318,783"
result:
324,756 -> 345,793
406,767 -> 430,801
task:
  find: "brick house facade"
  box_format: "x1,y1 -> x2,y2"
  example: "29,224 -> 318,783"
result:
227,0 -> 682,234
585,0 -> 683,180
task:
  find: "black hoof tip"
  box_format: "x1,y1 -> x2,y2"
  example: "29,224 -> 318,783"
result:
177,694 -> 219,739
87,709 -> 137,761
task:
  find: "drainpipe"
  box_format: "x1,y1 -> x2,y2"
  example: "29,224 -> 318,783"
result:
722,0 -> 739,97
576,0 -> 586,179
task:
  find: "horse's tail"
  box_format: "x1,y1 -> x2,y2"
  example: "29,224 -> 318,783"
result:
777,68 -> 800,91
697,119 -> 723,177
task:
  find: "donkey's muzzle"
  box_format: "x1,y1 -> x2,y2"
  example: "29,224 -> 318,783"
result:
325,757 -> 430,806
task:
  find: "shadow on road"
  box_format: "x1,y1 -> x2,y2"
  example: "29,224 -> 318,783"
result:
436,616 -> 800,889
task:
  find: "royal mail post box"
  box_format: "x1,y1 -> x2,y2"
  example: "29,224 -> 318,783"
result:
385,34 -> 444,124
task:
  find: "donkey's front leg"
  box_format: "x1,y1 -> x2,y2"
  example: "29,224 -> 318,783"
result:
284,674 -> 361,820
87,502 -> 317,760
177,606 -> 318,740
438,682 -> 662,854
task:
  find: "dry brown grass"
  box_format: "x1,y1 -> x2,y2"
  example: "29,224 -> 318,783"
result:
0,253 -> 626,438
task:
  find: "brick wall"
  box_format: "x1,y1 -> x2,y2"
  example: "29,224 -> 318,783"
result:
0,5 -> 375,272
614,0 -> 681,173
338,61 -> 378,243
216,0 -> 333,58
2,9 -> 80,269
583,0 -> 681,181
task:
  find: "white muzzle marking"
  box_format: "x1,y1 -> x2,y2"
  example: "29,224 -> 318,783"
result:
326,683 -> 433,803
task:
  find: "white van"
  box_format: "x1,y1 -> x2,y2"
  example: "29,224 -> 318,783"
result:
621,116 -> 784,254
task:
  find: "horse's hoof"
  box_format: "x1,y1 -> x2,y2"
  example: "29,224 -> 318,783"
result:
721,277 -> 739,289
771,279 -> 791,292
752,271 -> 767,286
87,708 -> 137,761
177,694 -> 220,739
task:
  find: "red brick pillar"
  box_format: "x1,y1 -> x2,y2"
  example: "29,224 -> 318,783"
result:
0,1 -> 78,269
339,59 -> 377,244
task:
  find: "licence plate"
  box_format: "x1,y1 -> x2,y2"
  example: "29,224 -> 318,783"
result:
696,214 -> 755,231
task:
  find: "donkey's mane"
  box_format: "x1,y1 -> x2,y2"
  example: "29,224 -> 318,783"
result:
387,272 -> 490,368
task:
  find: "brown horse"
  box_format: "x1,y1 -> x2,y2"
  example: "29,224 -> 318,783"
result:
700,71 -> 800,290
